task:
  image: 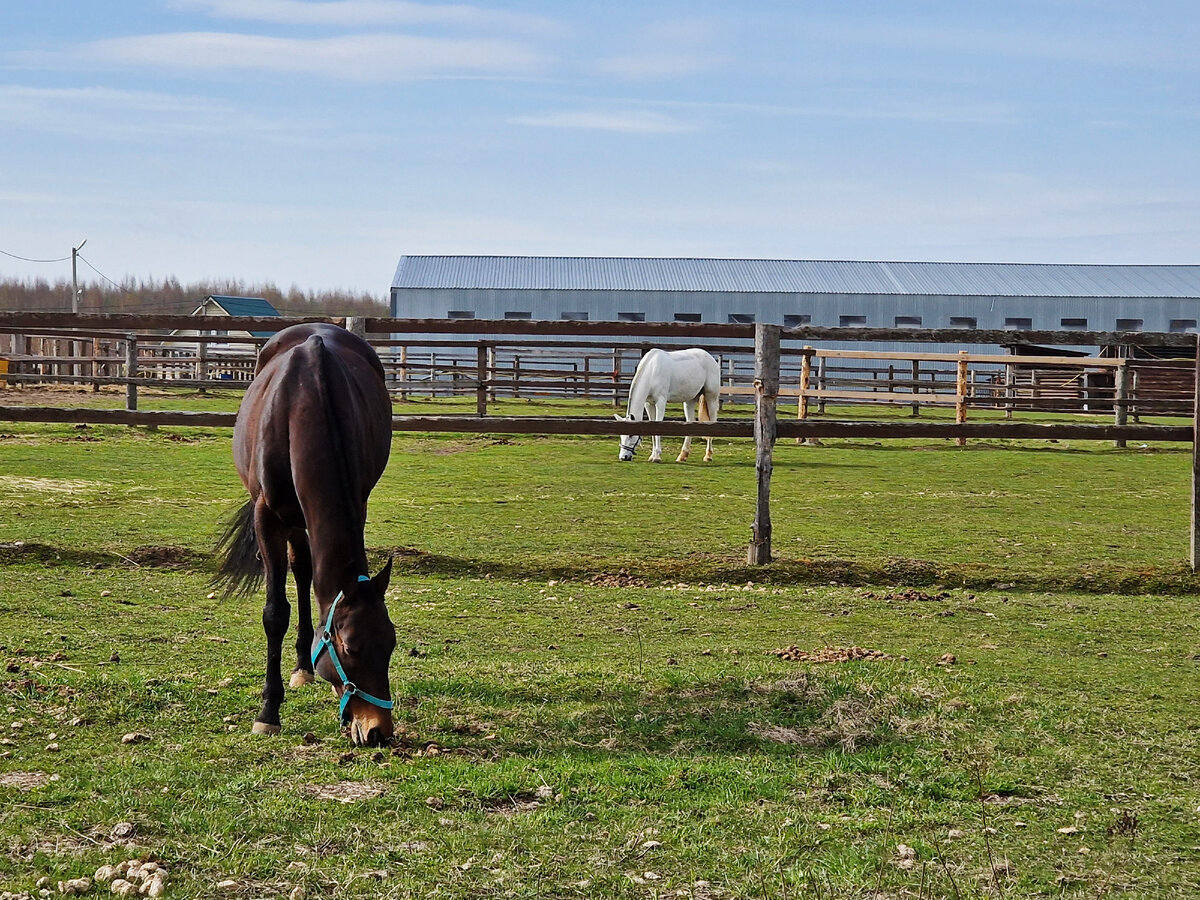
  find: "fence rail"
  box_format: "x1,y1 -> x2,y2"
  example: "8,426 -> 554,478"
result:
3,313 -> 1200,568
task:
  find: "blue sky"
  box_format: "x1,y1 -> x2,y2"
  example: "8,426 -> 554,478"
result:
1,1 -> 1198,294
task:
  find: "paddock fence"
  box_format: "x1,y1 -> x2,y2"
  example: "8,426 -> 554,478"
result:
2,312 -> 1199,567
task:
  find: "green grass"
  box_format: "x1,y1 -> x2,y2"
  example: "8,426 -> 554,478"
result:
1,393 -> 1199,898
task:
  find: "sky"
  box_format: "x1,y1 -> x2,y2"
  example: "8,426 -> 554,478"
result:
1,1 -> 1198,296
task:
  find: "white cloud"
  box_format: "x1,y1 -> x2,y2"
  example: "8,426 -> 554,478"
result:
595,52 -> 716,80
594,17 -> 725,80
168,0 -> 561,35
0,85 -> 242,138
510,109 -> 696,134
81,31 -> 546,81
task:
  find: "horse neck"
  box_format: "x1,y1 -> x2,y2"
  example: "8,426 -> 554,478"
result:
308,517 -> 370,603
625,369 -> 653,418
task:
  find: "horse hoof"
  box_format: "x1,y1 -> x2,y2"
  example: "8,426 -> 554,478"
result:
251,721 -> 281,736
289,669 -> 315,688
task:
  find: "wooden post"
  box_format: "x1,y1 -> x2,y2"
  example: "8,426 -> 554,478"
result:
125,335 -> 138,414
399,345 -> 408,402
748,323 -> 780,565
476,343 -> 488,417
197,336 -> 209,394
1191,335 -> 1200,571
583,355 -> 591,400
1113,360 -> 1129,448
91,337 -> 101,392
795,345 -> 812,442
345,316 -> 366,338
955,350 -> 968,446
1004,361 -> 1015,419
911,358 -> 921,416
817,355 -> 827,414
513,354 -> 521,399
487,346 -> 497,402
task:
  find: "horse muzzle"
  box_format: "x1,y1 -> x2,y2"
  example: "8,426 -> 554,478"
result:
347,702 -> 394,747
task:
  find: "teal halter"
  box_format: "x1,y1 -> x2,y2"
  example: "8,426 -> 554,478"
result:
311,575 -> 394,726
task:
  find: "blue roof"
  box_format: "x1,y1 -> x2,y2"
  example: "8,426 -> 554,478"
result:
392,256 -> 1200,299
200,295 -> 279,338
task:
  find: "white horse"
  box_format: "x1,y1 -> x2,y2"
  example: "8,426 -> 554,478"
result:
615,348 -> 720,462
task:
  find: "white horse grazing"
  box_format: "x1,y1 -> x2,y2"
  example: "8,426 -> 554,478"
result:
615,348 -> 720,463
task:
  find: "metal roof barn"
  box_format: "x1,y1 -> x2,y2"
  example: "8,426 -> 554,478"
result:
389,256 -> 1200,356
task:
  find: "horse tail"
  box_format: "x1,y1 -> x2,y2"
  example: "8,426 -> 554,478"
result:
212,499 -> 262,598
698,392 -> 711,423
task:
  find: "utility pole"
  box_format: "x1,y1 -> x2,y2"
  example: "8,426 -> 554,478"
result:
71,239 -> 87,313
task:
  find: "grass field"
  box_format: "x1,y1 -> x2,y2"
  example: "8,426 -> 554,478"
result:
1,390 -> 1198,898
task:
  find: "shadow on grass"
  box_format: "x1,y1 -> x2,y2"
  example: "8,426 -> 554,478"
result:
401,670 -> 952,763
370,545 -> 1200,597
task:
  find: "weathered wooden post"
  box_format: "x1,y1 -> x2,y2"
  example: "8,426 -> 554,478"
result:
513,354 -> 522,399
476,343 -> 488,417
1114,360 -> 1130,449
748,323 -> 780,565
1191,335 -> 1200,571
345,317 -> 366,338
795,345 -> 811,443
125,334 -> 138,415
399,345 -> 409,402
91,337 -> 101,392
911,358 -> 921,416
197,336 -> 209,394
816,355 -> 828,414
955,350 -> 969,446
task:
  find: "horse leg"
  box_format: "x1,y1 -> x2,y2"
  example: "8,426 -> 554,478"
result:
677,400 -> 694,462
649,399 -> 666,462
288,531 -> 315,688
701,389 -> 717,461
252,499 -> 291,735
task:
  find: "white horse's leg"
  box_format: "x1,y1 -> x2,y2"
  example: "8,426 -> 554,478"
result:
649,399 -> 666,462
701,389 -> 717,461
677,400 -> 694,462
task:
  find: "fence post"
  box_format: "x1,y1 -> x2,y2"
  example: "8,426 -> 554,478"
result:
816,355 -> 827,414
345,317 -> 366,338
795,345 -> 811,443
197,337 -> 209,394
612,347 -> 621,407
513,354 -> 521,400
748,323 -> 780,565
1114,360 -> 1129,449
955,350 -> 968,446
91,337 -> 101,393
911,358 -> 921,416
399,346 -> 408,402
1191,335 -> 1200,571
476,343 -> 488,417
125,334 -> 138,415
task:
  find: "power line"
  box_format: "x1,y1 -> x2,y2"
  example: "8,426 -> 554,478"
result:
76,253 -> 126,292
0,248 -> 71,263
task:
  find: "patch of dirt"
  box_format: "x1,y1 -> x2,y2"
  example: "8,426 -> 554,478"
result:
0,475 -> 103,494
300,782 -> 387,804
750,696 -> 889,752
866,588 -> 951,603
120,546 -> 206,570
589,569 -> 650,588
0,772 -> 50,791
768,645 -> 894,663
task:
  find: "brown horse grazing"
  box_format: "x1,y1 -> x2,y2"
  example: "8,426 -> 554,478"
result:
215,323 -> 396,746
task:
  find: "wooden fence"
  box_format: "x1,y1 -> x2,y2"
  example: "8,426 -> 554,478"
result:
2,312 -> 1199,568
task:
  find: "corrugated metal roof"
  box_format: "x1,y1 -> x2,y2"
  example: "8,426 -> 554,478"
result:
392,256 -> 1200,298
204,295 -> 280,317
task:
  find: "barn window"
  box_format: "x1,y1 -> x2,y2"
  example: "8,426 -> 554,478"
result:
839,315 -> 867,327
504,311 -> 532,320
1170,319 -> 1198,333
895,316 -> 922,328
618,312 -> 646,322
1116,318 -> 1143,331
1004,317 -> 1033,330
447,310 -> 475,319
728,313 -> 756,324
674,313 -> 702,322
561,311 -> 588,321
1060,318 -> 1087,330
949,316 -> 977,329
784,314 -> 811,327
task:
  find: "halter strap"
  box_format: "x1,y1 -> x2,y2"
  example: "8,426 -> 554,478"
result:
311,576 -> 394,725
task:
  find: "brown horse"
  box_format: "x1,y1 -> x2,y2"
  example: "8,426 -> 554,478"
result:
215,323 -> 396,746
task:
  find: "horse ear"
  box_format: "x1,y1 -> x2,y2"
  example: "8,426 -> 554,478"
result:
372,556 -> 393,595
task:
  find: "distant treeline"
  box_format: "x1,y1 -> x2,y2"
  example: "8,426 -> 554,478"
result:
0,276 -> 388,317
